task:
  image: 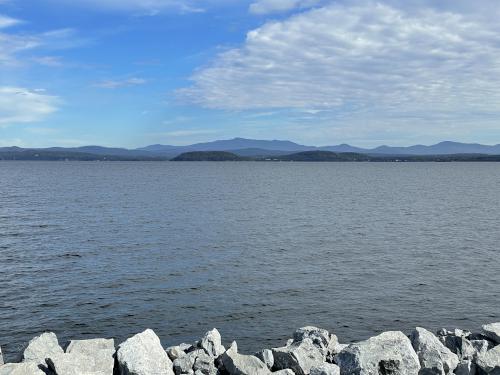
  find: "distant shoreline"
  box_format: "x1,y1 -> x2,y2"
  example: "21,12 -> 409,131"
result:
2,149 -> 500,162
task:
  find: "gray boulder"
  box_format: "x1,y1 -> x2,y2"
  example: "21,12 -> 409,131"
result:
220,341 -> 270,375
0,346 -> 3,366
482,324 -> 500,345
0,363 -> 45,375
193,351 -> 217,375
22,332 -> 64,366
335,331 -> 420,375
66,338 -> 114,355
254,349 -> 274,369
440,336 -> 475,361
476,345 -> 500,374
410,327 -> 458,375
470,340 -> 490,358
200,329 -> 225,358
46,351 -> 111,375
167,346 -> 187,361
173,349 -> 205,374
292,327 -> 340,362
310,363 -> 340,375
454,360 -> 476,375
117,329 -> 174,375
48,338 -> 116,374
272,338 -> 324,375
273,370 -> 295,375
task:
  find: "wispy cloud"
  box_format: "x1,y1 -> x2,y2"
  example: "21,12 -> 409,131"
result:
93,77 -> 147,89
162,129 -> 217,137
45,0 -> 207,14
0,14 -> 21,29
0,17 -> 84,67
249,0 -> 322,14
0,87 -> 60,126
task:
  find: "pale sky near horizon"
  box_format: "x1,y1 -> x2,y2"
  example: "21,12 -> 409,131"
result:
1,0 -> 500,148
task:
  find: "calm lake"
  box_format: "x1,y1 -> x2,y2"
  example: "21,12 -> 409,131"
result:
1,161 -> 499,360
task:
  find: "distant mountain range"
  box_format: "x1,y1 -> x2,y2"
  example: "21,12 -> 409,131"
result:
2,138 -> 500,158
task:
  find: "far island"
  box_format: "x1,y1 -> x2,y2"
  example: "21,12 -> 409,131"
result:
171,151 -> 248,161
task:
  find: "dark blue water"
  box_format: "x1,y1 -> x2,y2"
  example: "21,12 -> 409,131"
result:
1,161 -> 499,361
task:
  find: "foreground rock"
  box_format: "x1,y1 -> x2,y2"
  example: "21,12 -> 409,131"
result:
22,332 -> 63,366
0,363 -> 45,375
335,331 -> 420,375
117,329 -> 174,375
2,323 -> 500,375
272,338 -> 324,375
482,323 -> 500,345
255,349 -> 274,369
200,328 -> 225,358
220,342 -> 270,375
45,338 -> 116,375
310,363 -> 340,375
476,345 -> 500,374
410,327 -> 458,374
0,346 -> 3,366
292,326 -> 341,362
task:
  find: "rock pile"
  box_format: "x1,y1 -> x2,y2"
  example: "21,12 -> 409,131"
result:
1,323 -> 500,375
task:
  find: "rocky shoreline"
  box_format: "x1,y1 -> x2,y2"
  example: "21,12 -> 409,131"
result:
1,323 -> 500,375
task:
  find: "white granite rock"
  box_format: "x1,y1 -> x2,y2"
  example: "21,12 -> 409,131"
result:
117,329 -> 174,375
22,332 -> 63,366
336,331 -> 420,375
410,327 -> 458,374
0,363 -> 45,375
482,324 -> 500,345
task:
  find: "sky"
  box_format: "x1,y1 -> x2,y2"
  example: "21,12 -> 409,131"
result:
1,0 -> 500,148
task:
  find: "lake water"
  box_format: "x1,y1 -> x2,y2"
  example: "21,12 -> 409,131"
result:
1,161 -> 499,360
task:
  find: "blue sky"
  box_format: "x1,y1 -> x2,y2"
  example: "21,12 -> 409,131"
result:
1,0 -> 500,148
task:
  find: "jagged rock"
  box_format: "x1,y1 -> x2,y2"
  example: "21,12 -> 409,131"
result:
293,327 -> 331,352
310,363 -> 340,375
476,345 -> 500,374
482,324 -> 500,344
254,349 -> 274,369
470,340 -> 490,357
0,346 -> 3,366
272,338 -> 324,375
454,360 -> 476,375
440,336 -> 475,361
193,351 -> 217,375
167,346 -> 187,361
410,327 -> 458,375
200,329 -> 225,358
117,329 -> 174,375
46,351 -> 112,375
50,338 -> 115,374
66,338 -> 114,354
335,331 -> 420,375
0,363 -> 45,375
173,349 -> 205,374
22,332 -> 64,366
292,326 -> 341,362
273,370 -> 295,375
220,341 -> 270,375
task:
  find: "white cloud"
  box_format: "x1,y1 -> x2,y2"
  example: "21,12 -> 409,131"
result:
0,19 -> 81,66
162,129 -> 217,137
182,1 -> 500,127
0,87 -> 60,126
249,0 -> 321,14
46,0 -> 206,14
93,77 -> 147,89
0,14 -> 20,29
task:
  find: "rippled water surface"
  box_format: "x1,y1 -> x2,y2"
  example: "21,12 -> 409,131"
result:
1,161 -> 499,360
